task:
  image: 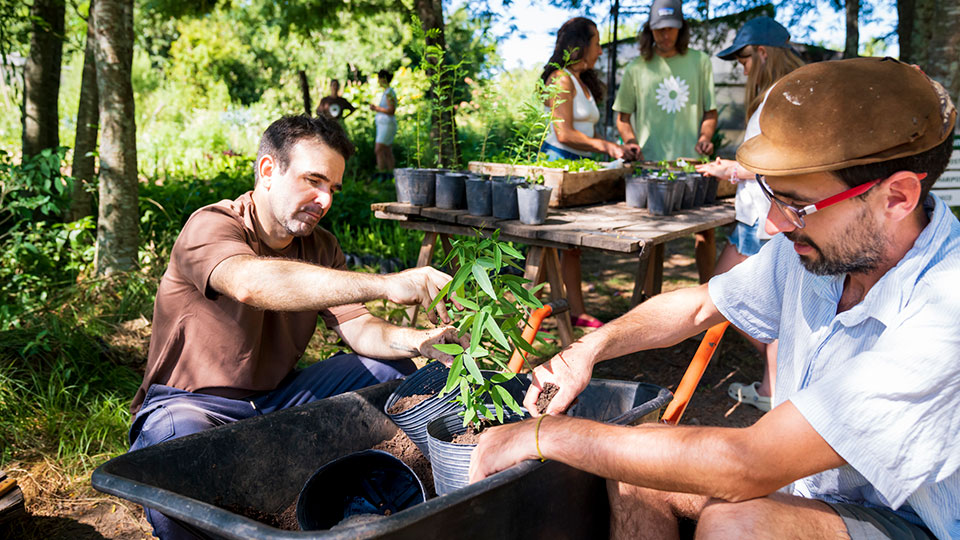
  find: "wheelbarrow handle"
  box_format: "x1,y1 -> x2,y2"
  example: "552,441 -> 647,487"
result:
508,299 -> 570,374
661,322 -> 730,425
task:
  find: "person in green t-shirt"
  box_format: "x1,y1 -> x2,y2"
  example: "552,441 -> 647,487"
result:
613,0 -> 718,162
614,0 -> 719,282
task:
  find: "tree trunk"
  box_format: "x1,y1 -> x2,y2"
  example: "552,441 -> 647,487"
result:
21,0 -> 65,158
298,70 -> 312,116
897,0 -> 916,63
93,0 -> 138,275
844,0 -> 860,58
908,0 -> 960,105
70,0 -> 99,222
415,0 -> 459,168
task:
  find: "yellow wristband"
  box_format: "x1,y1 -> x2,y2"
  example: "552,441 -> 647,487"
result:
535,415 -> 547,462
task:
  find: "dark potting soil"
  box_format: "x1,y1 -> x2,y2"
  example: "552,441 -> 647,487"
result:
372,429 -> 436,498
536,382 -> 560,415
386,393 -> 433,415
222,500 -> 299,531
450,418 -> 499,445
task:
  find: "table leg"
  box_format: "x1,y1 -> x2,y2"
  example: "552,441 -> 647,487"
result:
406,232 -> 439,325
632,245 -> 650,308
522,246 -> 573,347
695,228 -> 716,284
543,247 -> 575,347
631,243 -> 664,307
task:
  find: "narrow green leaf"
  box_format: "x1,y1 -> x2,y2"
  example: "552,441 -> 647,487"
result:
483,315 -> 511,350
470,310 -> 485,352
494,385 -> 524,415
462,352 -> 484,384
472,263 -> 496,299
433,343 -> 463,355
451,293 -> 479,311
500,243 -> 523,259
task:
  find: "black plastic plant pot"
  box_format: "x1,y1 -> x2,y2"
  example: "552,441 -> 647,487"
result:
384,362 -> 460,459
625,175 -> 649,208
704,177 -> 719,204
465,177 -> 493,216
296,449 -> 426,531
394,168 -> 416,203
426,409 -> 527,496
693,174 -> 707,206
435,173 -> 467,210
491,176 -> 522,220
516,184 -> 552,225
409,170 -> 436,206
680,174 -> 697,209
647,180 -> 673,216
670,180 -> 684,212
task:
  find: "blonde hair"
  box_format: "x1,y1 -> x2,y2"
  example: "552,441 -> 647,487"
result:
744,46 -> 805,120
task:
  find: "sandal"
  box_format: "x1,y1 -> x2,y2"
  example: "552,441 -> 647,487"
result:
727,381 -> 771,412
570,314 -> 603,328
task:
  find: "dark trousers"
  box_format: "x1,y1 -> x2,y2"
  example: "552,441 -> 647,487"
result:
128,352 -> 416,539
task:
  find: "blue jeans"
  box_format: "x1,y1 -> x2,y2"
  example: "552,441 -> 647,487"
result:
128,352 -> 416,539
540,141 -> 588,161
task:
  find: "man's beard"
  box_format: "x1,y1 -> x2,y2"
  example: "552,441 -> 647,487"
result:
784,207 -> 888,276
278,205 -> 324,237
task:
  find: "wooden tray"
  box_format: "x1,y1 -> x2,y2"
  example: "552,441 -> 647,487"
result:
467,161 -> 628,208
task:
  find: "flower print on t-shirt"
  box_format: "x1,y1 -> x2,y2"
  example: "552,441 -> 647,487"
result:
656,75 -> 690,114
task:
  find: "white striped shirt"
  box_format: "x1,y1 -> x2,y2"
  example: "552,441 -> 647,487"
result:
709,195 -> 960,539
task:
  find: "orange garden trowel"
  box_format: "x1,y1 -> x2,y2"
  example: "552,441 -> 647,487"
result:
661,322 -> 730,425
508,299 -> 570,374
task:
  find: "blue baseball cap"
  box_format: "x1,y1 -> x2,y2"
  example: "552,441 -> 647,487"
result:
717,16 -> 791,60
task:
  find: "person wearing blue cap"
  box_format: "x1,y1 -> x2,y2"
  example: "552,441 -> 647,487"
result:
697,16 -> 804,413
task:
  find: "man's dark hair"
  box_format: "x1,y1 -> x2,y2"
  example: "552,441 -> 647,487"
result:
833,135 -> 954,204
255,115 -> 355,184
638,20 -> 690,61
541,17 -> 606,102
377,69 -> 394,84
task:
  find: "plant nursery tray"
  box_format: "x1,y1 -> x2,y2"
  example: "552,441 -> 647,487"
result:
92,376 -> 670,539
467,161 -> 628,208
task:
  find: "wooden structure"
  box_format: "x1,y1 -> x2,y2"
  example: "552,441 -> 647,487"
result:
372,200 -> 736,347
0,470 -> 25,525
467,161 -> 628,208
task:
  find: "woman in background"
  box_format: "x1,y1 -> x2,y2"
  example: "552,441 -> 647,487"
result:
541,17 -> 636,328
370,69 -> 397,181
697,16 -> 804,412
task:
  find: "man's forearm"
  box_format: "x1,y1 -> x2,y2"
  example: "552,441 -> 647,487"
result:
336,315 -> 424,359
616,112 -> 636,144
699,110 -> 718,142
211,256 -> 388,311
577,284 -> 724,367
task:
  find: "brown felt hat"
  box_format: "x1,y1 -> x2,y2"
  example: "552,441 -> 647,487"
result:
738,57 -> 957,176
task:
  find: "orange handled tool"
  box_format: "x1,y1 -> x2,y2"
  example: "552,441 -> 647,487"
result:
508,299 -> 570,373
661,322 -> 730,425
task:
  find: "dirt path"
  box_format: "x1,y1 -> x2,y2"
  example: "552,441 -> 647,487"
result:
4,230 -> 765,539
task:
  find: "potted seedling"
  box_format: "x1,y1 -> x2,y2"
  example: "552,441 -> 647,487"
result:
517,173 -> 553,225
647,161 -> 676,216
422,231 -> 546,494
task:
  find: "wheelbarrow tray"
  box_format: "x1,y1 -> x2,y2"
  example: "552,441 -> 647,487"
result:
92,376 -> 670,539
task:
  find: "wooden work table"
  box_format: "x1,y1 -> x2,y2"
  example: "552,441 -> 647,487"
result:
372,199 -> 736,346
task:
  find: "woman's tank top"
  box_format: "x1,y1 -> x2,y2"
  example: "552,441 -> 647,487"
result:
544,70 -> 601,157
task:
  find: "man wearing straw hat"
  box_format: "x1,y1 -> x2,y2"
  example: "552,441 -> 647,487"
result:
471,57 -> 959,539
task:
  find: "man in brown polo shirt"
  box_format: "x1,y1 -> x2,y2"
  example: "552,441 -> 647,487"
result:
129,115 -> 462,539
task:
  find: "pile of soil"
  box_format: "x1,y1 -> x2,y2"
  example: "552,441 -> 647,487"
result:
372,430 -> 436,498
386,393 -> 432,415
536,382 -> 559,414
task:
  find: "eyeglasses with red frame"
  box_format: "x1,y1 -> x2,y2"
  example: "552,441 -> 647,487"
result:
756,172 -> 927,229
